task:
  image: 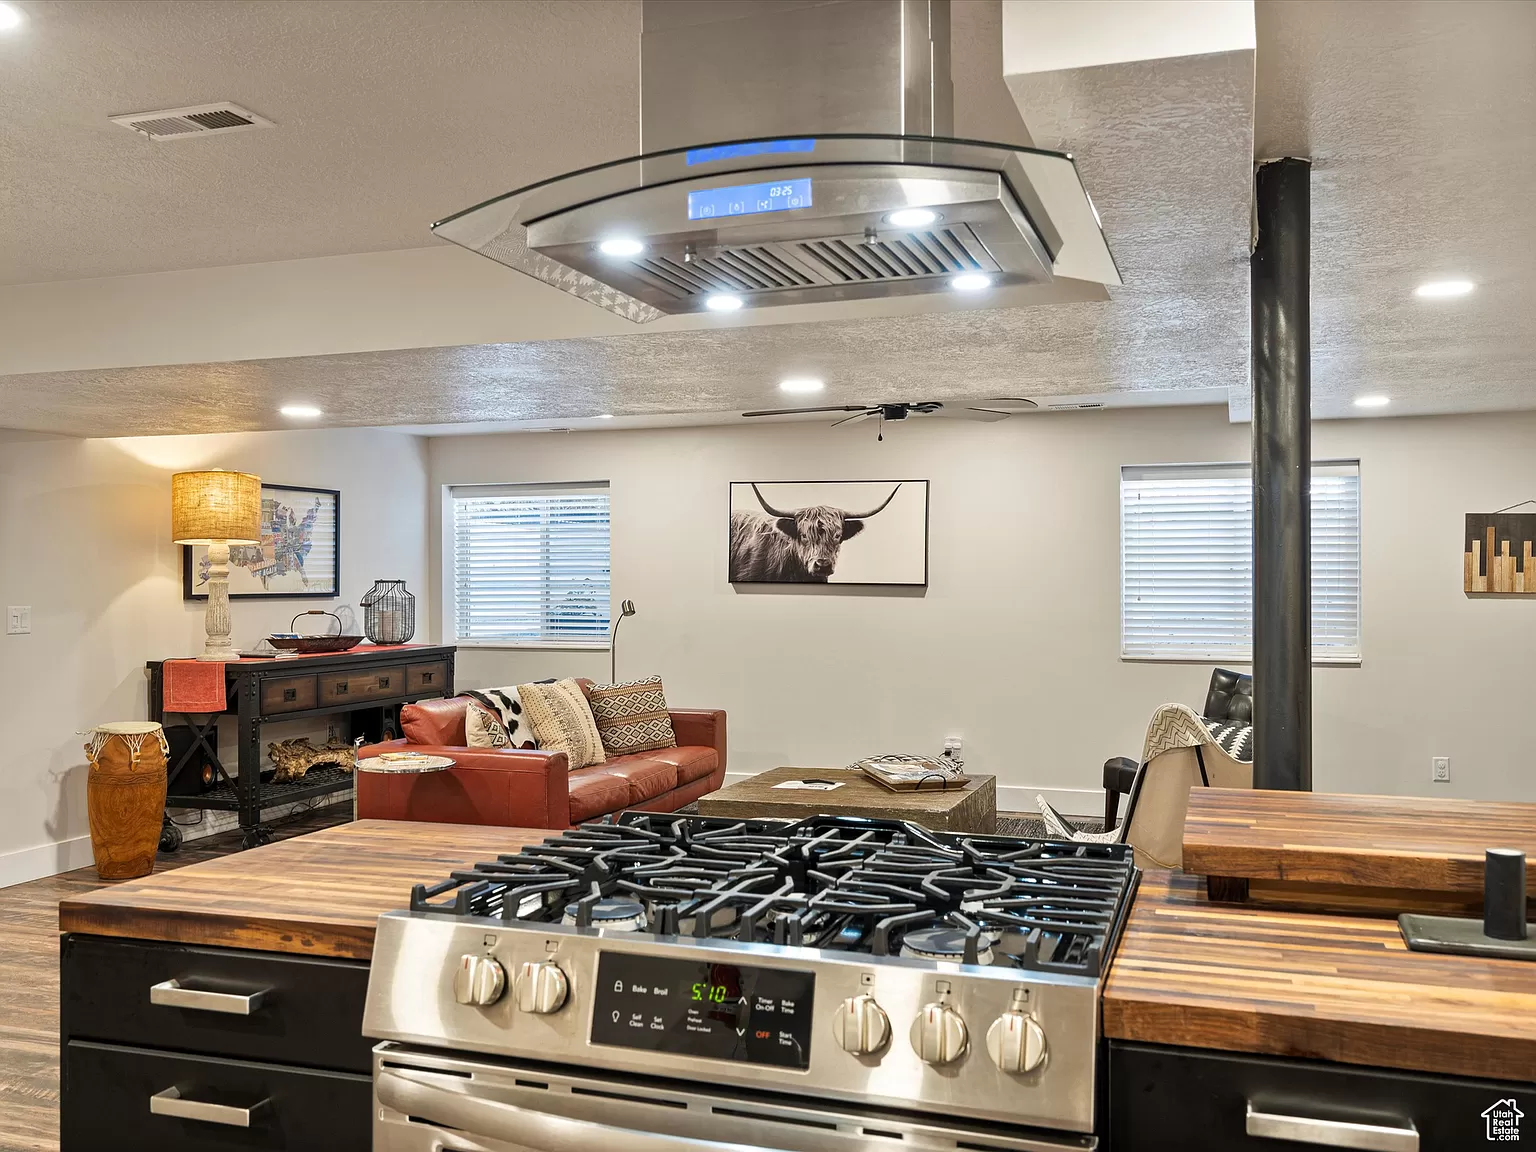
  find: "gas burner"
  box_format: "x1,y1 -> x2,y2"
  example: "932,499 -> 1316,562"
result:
408,813 -> 1137,978
562,898 -> 646,930
900,926 -> 994,966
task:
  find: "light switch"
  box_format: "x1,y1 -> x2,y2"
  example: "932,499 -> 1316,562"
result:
6,606 -> 30,635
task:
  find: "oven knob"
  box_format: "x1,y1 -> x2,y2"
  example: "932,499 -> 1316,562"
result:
453,955 -> 506,1007
833,994 -> 890,1055
910,1003 -> 968,1065
986,1012 -> 1047,1074
514,960 -> 569,1014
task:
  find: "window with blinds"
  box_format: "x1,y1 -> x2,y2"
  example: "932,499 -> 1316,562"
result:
451,483 -> 611,646
1120,461 -> 1361,662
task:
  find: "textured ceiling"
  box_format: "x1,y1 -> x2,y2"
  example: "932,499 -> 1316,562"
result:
1249,0 -> 1536,419
7,1 -> 1530,437
0,0 -> 642,285
0,18 -> 1256,436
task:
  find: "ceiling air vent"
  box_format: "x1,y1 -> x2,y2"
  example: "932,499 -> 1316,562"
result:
109,102 -> 274,141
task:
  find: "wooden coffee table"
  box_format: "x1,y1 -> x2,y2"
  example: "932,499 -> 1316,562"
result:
697,766 -> 996,833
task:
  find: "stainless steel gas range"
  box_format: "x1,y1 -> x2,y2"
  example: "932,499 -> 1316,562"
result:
363,814 -> 1139,1152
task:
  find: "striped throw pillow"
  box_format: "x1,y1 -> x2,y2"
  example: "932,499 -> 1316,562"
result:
587,676 -> 678,756
517,679 -> 606,770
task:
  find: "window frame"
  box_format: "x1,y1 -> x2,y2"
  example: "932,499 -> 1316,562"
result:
1119,459 -> 1362,666
446,481 -> 613,650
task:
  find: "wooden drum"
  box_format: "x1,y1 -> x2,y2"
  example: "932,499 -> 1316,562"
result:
85,721 -> 169,880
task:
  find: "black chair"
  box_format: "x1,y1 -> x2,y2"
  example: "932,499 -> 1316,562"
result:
1101,668 -> 1251,830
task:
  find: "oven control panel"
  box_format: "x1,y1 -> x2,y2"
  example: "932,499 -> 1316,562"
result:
590,952 -> 814,1069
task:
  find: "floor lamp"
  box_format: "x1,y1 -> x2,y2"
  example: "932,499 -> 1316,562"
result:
172,470 -> 262,661
610,599 -> 636,683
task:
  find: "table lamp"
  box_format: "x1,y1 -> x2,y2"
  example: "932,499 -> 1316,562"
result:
172,470 -> 262,661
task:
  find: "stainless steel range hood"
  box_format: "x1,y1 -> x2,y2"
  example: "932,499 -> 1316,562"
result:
432,0 -> 1120,323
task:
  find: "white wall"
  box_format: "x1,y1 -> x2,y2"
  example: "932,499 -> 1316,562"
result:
0,427 -> 428,885
431,406 -> 1536,812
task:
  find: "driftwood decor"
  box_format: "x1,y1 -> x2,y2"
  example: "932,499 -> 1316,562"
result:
1465,505 -> 1536,595
267,737 -> 357,782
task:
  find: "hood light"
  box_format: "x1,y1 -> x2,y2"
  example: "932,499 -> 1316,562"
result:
1414,280 -> 1474,298
951,273 -> 992,292
598,237 -> 645,257
705,294 -> 744,312
886,207 -> 939,227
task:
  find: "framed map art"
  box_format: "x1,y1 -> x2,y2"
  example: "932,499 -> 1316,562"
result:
182,483 -> 340,600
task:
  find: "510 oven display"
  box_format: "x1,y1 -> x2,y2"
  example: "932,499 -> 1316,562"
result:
692,983 -> 731,1003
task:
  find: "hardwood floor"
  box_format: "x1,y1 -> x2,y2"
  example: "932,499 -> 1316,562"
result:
0,803 -> 352,1152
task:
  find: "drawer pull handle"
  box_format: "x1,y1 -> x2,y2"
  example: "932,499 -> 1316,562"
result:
151,1086 -> 267,1128
421,672 -> 434,683
1246,1105 -> 1419,1151
336,682 -> 349,694
378,676 -> 391,688
150,979 -> 269,1016
282,688 -> 297,702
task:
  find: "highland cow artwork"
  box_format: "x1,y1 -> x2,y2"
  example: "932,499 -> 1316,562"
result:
728,481 -> 928,586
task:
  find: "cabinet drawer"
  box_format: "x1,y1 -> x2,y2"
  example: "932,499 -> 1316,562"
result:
1109,1042 -> 1536,1152
61,935 -> 372,1073
319,665 -> 406,704
259,674 -> 316,715
406,660 -> 449,694
62,1040 -> 369,1152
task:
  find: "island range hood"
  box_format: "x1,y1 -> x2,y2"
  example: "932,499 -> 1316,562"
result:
432,0 -> 1120,323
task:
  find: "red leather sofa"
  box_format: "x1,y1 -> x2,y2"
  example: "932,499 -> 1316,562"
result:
356,687 -> 726,829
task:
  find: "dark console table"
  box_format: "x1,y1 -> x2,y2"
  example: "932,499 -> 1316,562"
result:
147,645 -> 455,848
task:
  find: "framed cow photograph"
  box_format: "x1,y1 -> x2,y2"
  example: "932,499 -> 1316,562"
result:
728,480 -> 928,586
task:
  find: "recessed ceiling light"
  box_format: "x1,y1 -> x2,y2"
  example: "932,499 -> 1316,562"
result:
598,237 -> 645,257
886,207 -> 938,228
0,3 -> 25,31
780,377 -> 825,394
1414,279 -> 1474,298
705,294 -> 743,312
951,272 -> 992,292
595,413 -> 615,420
279,404 -> 322,419
1353,395 -> 1390,409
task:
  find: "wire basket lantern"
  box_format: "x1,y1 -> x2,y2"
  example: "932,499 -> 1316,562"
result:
361,579 -> 416,644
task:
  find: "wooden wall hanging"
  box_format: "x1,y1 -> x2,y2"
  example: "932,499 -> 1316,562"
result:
1465,504 -> 1536,595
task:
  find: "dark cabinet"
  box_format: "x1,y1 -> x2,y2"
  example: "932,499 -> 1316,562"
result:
62,1040 -> 370,1152
1110,1041 -> 1536,1152
60,935 -> 372,1151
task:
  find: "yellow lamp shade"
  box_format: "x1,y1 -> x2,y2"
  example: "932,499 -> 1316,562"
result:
171,470 -> 262,545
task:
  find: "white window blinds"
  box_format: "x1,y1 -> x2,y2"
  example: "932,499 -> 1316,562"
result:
451,484 -> 611,645
1120,461 -> 1361,662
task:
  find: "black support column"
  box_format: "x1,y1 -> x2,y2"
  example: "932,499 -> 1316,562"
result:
1251,157 -> 1312,791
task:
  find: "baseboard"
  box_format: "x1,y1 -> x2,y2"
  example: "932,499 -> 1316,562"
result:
719,773 -> 1101,819
0,833 -> 97,890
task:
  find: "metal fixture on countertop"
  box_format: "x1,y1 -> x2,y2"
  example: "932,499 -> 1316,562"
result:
430,0 -> 1120,322
363,813 -> 1139,1149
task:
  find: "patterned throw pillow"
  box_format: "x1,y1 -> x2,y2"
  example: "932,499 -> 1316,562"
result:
464,701 -> 511,748
587,676 -> 678,756
517,679 -> 607,769
464,687 -> 538,749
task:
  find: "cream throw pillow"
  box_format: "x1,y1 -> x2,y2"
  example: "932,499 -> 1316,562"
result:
517,679 -> 606,769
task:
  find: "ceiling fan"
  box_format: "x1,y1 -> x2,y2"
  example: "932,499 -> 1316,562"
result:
741,398 -> 1039,432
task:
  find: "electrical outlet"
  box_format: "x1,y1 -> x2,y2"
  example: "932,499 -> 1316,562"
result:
943,736 -> 963,760
5,606 -> 30,635
1432,756 -> 1451,783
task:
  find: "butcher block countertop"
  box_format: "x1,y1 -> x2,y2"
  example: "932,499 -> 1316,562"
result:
58,820 -> 547,960
1184,788 -> 1536,894
1104,870 -> 1536,1084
